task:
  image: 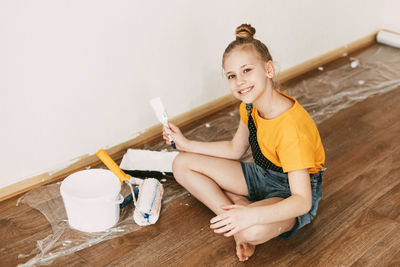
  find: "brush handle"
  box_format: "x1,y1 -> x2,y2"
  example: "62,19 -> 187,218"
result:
167,135 -> 176,149
96,149 -> 131,184
162,120 -> 176,149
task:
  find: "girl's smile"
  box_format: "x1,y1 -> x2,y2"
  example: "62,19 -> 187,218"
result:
239,86 -> 254,95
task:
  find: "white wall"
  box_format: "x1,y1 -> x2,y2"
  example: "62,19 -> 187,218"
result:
1,0 -> 399,188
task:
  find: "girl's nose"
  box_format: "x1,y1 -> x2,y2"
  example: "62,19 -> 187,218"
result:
236,74 -> 246,86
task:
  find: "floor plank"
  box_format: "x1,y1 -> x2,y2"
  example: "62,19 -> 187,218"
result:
352,227 -> 400,267
292,209 -> 398,266
370,181 -> 400,222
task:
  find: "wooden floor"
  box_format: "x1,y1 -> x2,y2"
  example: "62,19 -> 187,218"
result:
1,45 -> 400,266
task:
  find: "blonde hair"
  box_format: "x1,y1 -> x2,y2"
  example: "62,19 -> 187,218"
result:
222,24 -> 280,88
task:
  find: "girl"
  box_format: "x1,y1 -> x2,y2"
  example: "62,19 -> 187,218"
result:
163,24 -> 325,262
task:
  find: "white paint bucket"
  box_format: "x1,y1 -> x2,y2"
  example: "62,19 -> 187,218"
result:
60,169 -> 123,232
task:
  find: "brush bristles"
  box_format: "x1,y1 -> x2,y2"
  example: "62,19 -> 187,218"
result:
150,97 -> 167,123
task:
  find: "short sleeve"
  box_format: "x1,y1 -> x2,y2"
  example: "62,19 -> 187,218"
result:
278,135 -> 315,173
239,102 -> 248,126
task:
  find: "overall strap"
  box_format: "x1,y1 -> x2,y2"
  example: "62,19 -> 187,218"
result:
246,103 -> 285,173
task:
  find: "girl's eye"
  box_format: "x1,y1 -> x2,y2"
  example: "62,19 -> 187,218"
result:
244,68 -> 252,73
227,74 -> 236,79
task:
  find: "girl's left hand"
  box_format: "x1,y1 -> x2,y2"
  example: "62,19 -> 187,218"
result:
210,205 -> 255,237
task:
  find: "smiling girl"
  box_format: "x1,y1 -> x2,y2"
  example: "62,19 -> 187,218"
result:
163,24 -> 325,261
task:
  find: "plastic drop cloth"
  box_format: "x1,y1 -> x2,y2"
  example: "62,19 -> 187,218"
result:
16,44 -> 400,266
16,173 -> 185,266
285,45 -> 400,125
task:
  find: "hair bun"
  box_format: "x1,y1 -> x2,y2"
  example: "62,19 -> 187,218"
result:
235,24 -> 256,40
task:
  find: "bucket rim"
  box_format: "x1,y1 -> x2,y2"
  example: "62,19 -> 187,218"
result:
60,169 -> 121,201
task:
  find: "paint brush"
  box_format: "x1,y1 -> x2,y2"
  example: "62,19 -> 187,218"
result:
149,97 -> 176,149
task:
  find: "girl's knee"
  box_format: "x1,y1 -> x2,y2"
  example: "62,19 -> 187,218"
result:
172,152 -> 191,183
172,152 -> 187,171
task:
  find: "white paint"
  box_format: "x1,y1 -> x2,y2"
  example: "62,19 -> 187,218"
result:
317,66 -> 324,71
120,149 -> 178,172
1,0 -> 400,188
350,58 -> 361,68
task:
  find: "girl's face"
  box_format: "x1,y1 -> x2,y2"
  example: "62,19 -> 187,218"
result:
223,47 -> 272,104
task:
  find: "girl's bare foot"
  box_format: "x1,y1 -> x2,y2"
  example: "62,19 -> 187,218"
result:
226,192 -> 255,261
235,240 -> 256,261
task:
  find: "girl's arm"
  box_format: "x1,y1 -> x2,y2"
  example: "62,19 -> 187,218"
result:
163,120 -> 249,160
251,169 -> 312,223
210,169 -> 312,236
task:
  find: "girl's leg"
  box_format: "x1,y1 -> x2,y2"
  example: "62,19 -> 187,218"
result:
223,193 -> 296,260
172,152 -> 248,215
173,152 -> 295,261
235,197 -> 296,245
225,191 -> 252,206
173,152 -> 255,261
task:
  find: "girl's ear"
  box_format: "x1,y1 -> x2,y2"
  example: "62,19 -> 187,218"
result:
265,60 -> 274,78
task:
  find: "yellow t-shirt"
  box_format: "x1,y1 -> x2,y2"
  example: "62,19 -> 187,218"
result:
239,92 -> 325,174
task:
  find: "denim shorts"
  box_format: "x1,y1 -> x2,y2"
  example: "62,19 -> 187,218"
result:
240,162 -> 323,239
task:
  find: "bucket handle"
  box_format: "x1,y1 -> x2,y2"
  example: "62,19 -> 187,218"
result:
114,193 -> 124,204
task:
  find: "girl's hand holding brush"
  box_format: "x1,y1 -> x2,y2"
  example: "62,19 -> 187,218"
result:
163,123 -> 189,151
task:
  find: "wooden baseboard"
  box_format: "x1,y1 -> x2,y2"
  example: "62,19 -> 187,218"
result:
0,30 -> 378,202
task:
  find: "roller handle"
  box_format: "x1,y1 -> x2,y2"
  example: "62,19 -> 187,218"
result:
96,149 -> 131,184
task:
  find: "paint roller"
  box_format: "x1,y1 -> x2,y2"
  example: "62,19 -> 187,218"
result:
96,149 -> 164,226
376,30 -> 400,49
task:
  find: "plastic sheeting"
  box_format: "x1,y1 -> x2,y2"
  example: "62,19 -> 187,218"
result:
286,45 -> 400,124
16,175 -> 185,266
17,44 -> 400,266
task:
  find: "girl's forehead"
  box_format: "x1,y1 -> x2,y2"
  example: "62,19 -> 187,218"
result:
224,48 -> 262,70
